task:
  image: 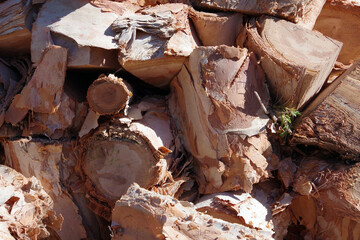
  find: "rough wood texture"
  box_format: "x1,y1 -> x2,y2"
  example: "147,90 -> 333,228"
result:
194,0 -> 325,27
292,60 -> 360,160
245,16 -> 342,109
81,97 -> 174,220
112,3 -> 198,88
314,0 -> 360,65
169,46 -> 274,194
87,74 -> 133,115
289,158 -> 360,239
32,0 -> 121,69
0,0 -> 33,56
189,9 -> 243,46
111,183 -> 274,240
3,139 -> 87,240
0,165 -> 63,240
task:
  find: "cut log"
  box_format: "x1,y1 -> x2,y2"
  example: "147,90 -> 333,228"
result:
169,45 -> 274,194
80,96 -> 174,220
194,0 -> 325,28
189,9 -> 243,46
291,60 -> 360,160
111,183 -> 274,240
289,158 -> 360,239
314,0 -> 360,65
245,16 -> 342,109
87,74 -> 133,115
32,0 -> 122,70
0,165 -> 63,240
112,3 -> 198,88
0,0 -> 33,56
3,139 -> 87,240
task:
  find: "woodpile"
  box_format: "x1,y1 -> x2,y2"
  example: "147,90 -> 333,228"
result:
0,0 -> 359,239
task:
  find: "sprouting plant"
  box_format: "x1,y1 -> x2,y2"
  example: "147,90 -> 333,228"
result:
274,107 -> 301,138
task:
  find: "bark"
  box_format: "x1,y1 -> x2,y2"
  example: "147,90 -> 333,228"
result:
0,165 -> 63,240
289,158 -> 360,239
31,0 -> 121,70
3,139 -> 87,240
111,183 -> 274,240
314,0 -> 360,65
87,74 -> 133,115
189,9 -> 243,46
169,45 -> 274,194
245,16 -> 342,109
194,0 -> 325,27
80,96 -> 174,220
112,3 -> 198,88
0,0 -> 33,56
292,60 -> 360,161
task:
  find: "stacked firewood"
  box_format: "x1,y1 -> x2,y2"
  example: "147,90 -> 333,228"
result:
0,0 -> 359,239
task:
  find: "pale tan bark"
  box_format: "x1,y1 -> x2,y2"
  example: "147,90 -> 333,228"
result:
245,16 -> 342,109
169,45 -> 274,194
292,60 -> 360,160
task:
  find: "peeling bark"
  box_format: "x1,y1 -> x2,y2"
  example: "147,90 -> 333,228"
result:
81,97 -> 174,220
0,165 -> 63,240
292,60 -> 360,160
245,16 -> 342,109
112,3 -> 198,88
169,45 -> 273,194
111,183 -> 274,240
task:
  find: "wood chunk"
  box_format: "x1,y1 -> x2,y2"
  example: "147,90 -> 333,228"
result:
87,74 -> 133,115
79,109 -> 100,138
81,97 -> 174,220
3,139 -> 87,240
111,183 -> 274,240
0,0 -> 33,56
0,165 -> 63,240
246,16 -> 342,109
314,0 -> 360,65
292,60 -> 360,160
289,158 -> 360,239
112,3 -> 198,88
169,46 -> 273,194
189,9 -> 243,46
194,0 -> 325,27
32,0 -> 121,70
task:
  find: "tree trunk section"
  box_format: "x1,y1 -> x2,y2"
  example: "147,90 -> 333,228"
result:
245,16 -> 342,109
291,60 -> 360,160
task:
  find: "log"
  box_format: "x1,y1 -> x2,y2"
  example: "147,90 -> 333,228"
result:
314,0 -> 360,65
0,165 -> 63,240
111,183 -> 274,240
3,139 -> 88,240
291,60 -> 360,160
0,0 -> 33,56
194,0 -> 326,28
112,3 -> 198,88
189,9 -> 243,46
245,16 -> 342,109
31,0 -> 121,70
87,74 -> 133,115
169,45 -> 274,194
289,158 -> 360,239
80,96 -> 174,220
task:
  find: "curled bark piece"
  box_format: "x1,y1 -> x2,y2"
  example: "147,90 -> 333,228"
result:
194,0 -> 325,26
81,97 -> 174,220
292,60 -> 360,160
87,74 -> 133,115
111,183 -> 274,240
0,165 -> 63,240
112,3 -> 198,88
169,45 -> 273,194
3,139 -> 87,240
246,16 -> 342,109
189,9 -> 243,46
